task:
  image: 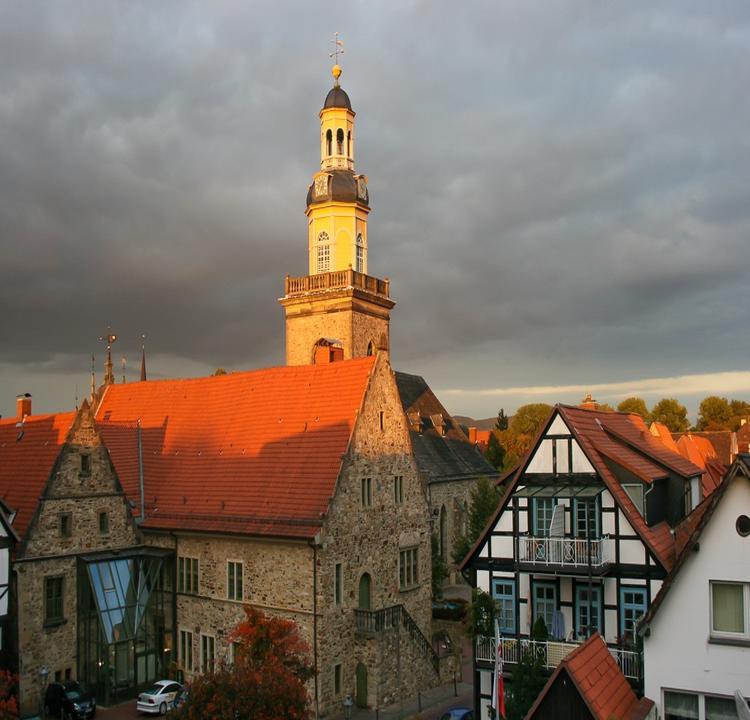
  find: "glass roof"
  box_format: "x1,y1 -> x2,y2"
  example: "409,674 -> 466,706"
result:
85,556 -> 163,644
515,484 -> 603,498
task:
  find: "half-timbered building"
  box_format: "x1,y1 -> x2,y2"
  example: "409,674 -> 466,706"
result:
461,404 -> 706,719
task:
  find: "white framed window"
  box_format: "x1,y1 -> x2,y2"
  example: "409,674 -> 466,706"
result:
178,557 -> 199,594
317,232 -> 331,273
227,560 -> 243,601
361,477 -> 372,508
200,634 -> 215,674
393,476 -> 403,505
664,690 -> 698,720
179,629 -> 194,673
663,689 -> 746,720
399,547 -> 418,590
334,562 -> 343,606
710,581 -> 749,640
356,233 -> 364,273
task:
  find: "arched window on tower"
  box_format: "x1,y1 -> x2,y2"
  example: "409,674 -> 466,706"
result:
317,231 -> 330,273
367,341 -> 374,357
356,233 -> 364,273
336,128 -> 344,155
326,130 -> 332,156
347,130 -> 351,157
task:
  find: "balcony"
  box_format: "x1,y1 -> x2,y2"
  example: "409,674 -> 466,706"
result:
475,636 -> 641,682
284,269 -> 390,298
518,535 -> 613,573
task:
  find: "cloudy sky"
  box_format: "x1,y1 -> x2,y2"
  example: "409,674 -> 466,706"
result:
1,1 -> 749,421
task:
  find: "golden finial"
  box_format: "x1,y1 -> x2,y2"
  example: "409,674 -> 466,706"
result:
329,32 -> 344,86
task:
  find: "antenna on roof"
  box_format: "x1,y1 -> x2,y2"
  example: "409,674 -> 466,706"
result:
140,334 -> 147,382
90,353 -> 96,402
121,356 -> 127,384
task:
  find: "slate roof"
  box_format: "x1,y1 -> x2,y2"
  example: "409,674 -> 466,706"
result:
394,371 -> 497,482
462,405 -> 705,573
96,358 -> 376,539
526,633 -> 654,720
0,411 -> 76,539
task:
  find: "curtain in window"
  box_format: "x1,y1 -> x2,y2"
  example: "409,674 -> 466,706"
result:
712,583 -> 745,633
665,691 -> 699,720
705,696 -> 739,720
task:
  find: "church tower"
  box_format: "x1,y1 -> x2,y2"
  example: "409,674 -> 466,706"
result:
280,60 -> 394,365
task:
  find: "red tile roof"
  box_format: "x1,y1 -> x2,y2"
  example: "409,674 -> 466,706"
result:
95,358 -> 376,539
0,411 -> 76,539
526,634 -> 653,720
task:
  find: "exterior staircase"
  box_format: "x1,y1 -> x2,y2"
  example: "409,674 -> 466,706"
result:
354,604 -> 440,674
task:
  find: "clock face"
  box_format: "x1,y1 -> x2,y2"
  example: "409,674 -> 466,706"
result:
314,175 -> 328,198
357,176 -> 368,202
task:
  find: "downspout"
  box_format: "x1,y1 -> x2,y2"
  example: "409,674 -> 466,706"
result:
312,540 -> 320,719
137,419 -> 145,526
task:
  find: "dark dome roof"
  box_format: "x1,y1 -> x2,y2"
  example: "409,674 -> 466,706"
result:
324,86 -> 352,110
306,170 -> 369,208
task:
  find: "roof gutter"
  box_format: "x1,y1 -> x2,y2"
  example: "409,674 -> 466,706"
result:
137,419 -> 145,526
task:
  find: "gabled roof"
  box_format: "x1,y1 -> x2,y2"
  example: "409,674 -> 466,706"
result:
526,633 -> 654,720
395,371 -> 496,482
96,357 -> 376,539
462,405 -> 704,572
0,411 -> 76,539
640,454 -> 750,633
675,430 -> 736,465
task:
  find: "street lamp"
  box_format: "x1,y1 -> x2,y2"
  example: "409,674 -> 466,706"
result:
343,693 -> 353,719
39,666 -> 49,718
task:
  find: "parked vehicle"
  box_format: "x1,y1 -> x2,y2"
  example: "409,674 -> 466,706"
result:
136,680 -> 182,716
44,681 -> 96,719
438,708 -> 474,720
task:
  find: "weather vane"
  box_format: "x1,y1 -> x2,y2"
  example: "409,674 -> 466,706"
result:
99,329 -> 117,349
329,32 -> 344,65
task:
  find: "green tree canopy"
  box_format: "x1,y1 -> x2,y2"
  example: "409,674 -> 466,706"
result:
617,396 -> 651,421
510,403 -> 553,436
495,408 -> 509,430
697,396 -> 732,430
651,398 -> 690,433
485,432 -> 505,470
452,476 -> 501,566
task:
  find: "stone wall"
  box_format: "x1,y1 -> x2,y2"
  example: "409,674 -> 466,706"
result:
315,353 -> 436,716
16,403 -> 137,716
429,477 -> 479,585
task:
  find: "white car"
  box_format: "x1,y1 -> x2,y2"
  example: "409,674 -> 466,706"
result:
136,680 -> 183,715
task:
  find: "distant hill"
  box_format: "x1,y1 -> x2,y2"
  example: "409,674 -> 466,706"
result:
454,415 -> 498,431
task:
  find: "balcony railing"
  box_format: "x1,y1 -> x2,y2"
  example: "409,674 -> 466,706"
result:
475,636 -> 641,681
518,535 -> 613,569
284,269 -> 390,298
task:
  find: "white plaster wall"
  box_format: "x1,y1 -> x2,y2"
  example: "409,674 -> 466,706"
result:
556,439 -> 570,473
644,476 -> 750,706
0,548 -> 7,615
548,415 -> 568,435
527,439 -> 553,473
620,538 -> 647,564
477,569 -> 490,593
572,441 -> 595,473
496,511 -> 513,533
490,536 -> 513,558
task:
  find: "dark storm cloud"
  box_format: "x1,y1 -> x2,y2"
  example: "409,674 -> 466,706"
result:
1,1 -> 749,418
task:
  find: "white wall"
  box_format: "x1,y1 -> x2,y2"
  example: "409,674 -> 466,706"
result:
644,476 -> 750,707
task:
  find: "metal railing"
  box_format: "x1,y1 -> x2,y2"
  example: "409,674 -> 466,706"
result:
354,604 -> 439,674
518,535 -> 613,568
475,636 -> 641,681
284,269 -> 390,298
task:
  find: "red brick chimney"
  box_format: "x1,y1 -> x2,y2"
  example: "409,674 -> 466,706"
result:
16,393 -> 32,422
580,392 -> 599,411
468,427 -> 477,444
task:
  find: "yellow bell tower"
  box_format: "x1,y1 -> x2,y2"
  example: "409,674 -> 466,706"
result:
280,53 -> 395,366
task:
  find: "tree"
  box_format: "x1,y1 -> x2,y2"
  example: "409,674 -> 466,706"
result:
597,402 -> 614,412
617,397 -> 651,422
213,368 -> 227,376
452,476 -> 501,566
172,606 -> 314,720
466,588 -> 495,639
697,396 -> 732,430
651,398 -> 689,433
505,650 -> 547,720
0,671 -> 17,720
485,432 -> 505,470
730,400 -> 750,429
497,403 -> 553,471
495,408 -> 509,431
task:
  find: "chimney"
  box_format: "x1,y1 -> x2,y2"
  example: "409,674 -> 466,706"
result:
313,344 -> 344,365
468,427 -> 477,444
16,393 -> 32,422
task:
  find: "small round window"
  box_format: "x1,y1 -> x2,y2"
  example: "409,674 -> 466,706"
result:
736,515 -> 750,537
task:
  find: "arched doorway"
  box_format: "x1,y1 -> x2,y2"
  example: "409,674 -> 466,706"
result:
355,663 -> 368,708
358,573 -> 371,610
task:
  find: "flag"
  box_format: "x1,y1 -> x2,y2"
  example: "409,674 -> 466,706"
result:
491,619 -> 506,719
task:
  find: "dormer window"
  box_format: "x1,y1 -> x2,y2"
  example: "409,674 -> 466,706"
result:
623,483 -> 645,515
